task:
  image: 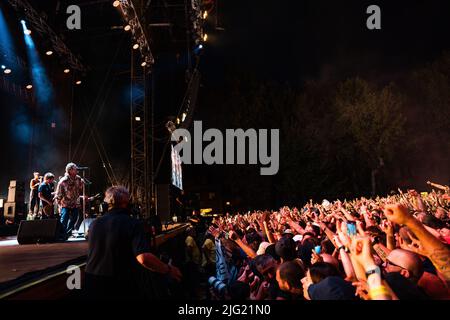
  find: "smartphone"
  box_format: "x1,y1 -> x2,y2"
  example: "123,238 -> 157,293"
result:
314,245 -> 321,254
347,222 -> 357,237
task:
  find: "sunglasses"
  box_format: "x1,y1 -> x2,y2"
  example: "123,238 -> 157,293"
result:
383,259 -> 406,270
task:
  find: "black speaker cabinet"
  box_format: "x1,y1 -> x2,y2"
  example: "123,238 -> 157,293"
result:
17,219 -> 61,244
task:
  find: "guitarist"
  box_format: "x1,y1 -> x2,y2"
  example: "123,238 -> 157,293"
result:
38,173 -> 56,219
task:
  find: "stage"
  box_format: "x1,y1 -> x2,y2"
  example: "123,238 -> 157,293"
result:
0,222 -> 189,299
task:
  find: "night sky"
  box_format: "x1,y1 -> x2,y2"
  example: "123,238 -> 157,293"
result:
0,0 -> 449,201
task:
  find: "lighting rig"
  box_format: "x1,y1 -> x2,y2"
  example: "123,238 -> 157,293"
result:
114,0 -> 154,68
7,0 -> 87,74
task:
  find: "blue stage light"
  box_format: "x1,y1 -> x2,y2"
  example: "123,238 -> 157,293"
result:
0,9 -> 16,63
21,16 -> 55,107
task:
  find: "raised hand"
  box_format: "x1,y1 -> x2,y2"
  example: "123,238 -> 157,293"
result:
399,230 -> 427,256
336,221 -> 351,249
383,203 -> 414,226
228,230 -> 239,241
350,236 -> 376,271
379,220 -> 394,237
356,221 -> 367,236
352,280 -> 370,300
208,226 -> 220,238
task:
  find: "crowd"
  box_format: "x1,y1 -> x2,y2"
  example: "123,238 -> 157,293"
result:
184,184 -> 450,300
83,182 -> 450,300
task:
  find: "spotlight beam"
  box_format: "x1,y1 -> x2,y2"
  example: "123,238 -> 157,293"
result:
0,8 -> 28,71
7,0 -> 87,73
21,19 -> 54,107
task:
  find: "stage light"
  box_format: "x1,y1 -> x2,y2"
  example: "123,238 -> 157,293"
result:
203,33 -> 208,42
26,84 -> 33,89
124,24 -> 131,31
4,68 -> 11,74
181,112 -> 187,122
64,68 -> 70,74
198,44 -> 203,49
75,80 -> 82,85
46,50 -> 53,56
133,43 -> 139,50
176,117 -> 180,125
203,11 -> 208,19
21,17 -> 55,107
141,61 -> 147,67
113,1 -> 120,7
226,201 -> 231,206
1,65 -> 5,69
24,29 -> 31,35
135,116 -> 141,121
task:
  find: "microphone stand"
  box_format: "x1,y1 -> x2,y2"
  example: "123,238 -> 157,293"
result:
78,166 -> 90,237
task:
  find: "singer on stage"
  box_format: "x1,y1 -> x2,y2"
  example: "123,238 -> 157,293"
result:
55,163 -> 85,239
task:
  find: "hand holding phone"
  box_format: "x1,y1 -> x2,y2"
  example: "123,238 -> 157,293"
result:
347,222 -> 357,237
314,245 -> 322,254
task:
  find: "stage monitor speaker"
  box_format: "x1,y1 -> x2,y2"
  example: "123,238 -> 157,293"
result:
7,180 -> 25,204
17,219 -> 60,244
156,184 -> 171,223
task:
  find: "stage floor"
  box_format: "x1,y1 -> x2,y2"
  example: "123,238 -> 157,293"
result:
0,222 -> 189,288
0,238 -> 88,284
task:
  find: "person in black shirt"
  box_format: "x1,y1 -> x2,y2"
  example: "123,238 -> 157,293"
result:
38,173 -> 55,218
84,186 -> 182,299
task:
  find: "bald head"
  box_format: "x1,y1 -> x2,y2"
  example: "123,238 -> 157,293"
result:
387,249 -> 424,282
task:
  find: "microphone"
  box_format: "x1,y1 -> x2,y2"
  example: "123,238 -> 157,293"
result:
82,178 -> 92,185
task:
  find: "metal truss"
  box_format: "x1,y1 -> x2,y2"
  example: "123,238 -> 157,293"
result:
130,47 -> 150,218
190,0 -> 204,44
116,0 -> 154,66
180,68 -> 200,129
7,0 -> 87,73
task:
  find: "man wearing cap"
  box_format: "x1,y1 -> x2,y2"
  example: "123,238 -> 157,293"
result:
55,163 -> 84,239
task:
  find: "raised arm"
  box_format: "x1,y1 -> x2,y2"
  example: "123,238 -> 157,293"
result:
286,217 -> 306,235
263,221 -> 275,244
229,230 -> 257,259
333,235 -> 356,281
384,204 -> 450,282
427,181 -> 449,192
